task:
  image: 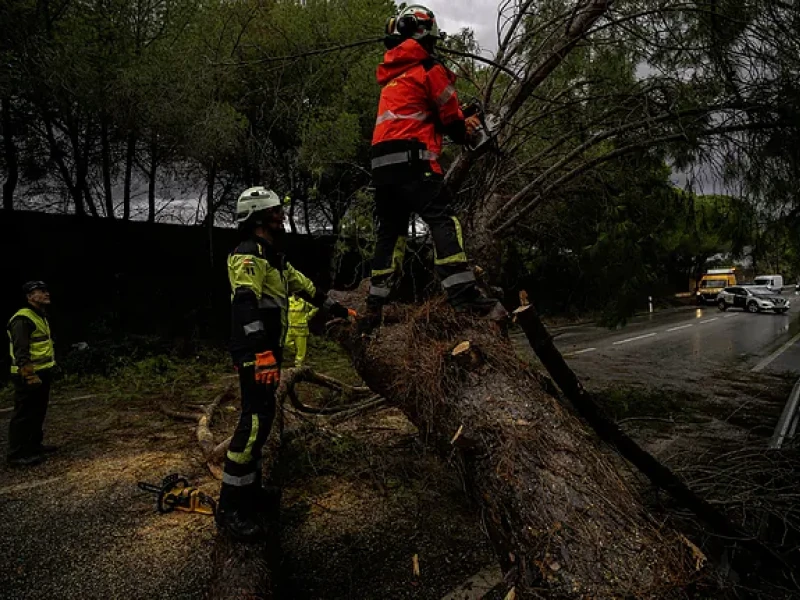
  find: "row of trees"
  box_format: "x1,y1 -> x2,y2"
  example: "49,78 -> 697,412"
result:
3,0 -> 800,317
0,0 -> 390,229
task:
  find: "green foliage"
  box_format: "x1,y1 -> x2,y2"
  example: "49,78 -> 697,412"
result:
4,0 -> 800,318
334,187 -> 377,263
58,335 -> 228,379
300,111 -> 361,169
500,150 -> 755,323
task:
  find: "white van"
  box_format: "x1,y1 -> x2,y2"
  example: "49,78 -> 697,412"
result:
754,275 -> 784,293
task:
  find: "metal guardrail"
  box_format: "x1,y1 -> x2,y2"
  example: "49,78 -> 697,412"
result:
769,377 -> 800,449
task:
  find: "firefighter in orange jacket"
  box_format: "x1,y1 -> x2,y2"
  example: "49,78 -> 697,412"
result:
363,4 -> 504,332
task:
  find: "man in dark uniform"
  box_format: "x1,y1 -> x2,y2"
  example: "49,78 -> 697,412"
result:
217,187 -> 355,542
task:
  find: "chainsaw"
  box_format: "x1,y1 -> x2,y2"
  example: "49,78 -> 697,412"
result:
462,100 -> 503,152
137,473 -> 216,516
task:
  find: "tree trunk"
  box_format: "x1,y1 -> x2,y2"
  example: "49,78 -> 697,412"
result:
147,138 -> 157,223
1,97 -> 19,211
42,115 -> 85,216
302,194 -> 311,233
329,289 -> 696,598
287,193 -> 298,234
100,115 -> 115,218
72,119 -> 98,217
206,161 -> 217,268
123,131 -> 135,221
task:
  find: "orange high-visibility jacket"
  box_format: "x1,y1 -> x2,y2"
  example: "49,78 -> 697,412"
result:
371,39 -> 465,181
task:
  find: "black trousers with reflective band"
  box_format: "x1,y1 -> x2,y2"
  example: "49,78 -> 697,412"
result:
369,175 -> 478,307
7,369 -> 52,460
218,365 -> 277,513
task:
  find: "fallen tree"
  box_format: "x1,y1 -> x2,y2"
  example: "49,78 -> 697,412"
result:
329,290 -> 699,598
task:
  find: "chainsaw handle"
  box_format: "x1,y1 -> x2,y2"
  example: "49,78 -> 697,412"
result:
461,100 -> 482,119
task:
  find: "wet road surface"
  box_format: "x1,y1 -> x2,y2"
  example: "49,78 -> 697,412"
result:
515,292 -> 800,393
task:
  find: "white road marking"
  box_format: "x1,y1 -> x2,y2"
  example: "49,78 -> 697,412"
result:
723,313 -> 738,318
666,324 -> 693,332
752,331 -> 800,373
572,347 -> 597,355
613,333 -> 657,345
700,317 -> 719,324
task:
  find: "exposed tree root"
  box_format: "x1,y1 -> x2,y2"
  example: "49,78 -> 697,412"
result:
161,369 -> 386,482
160,387 -> 234,480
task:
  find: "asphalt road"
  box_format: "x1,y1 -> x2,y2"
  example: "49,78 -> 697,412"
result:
516,290 -> 800,392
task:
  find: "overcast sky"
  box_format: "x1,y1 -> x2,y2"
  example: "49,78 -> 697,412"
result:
423,0 -> 500,51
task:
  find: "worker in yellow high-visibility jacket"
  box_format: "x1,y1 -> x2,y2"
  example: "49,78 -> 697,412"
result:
285,294 -> 318,367
7,281 -> 58,467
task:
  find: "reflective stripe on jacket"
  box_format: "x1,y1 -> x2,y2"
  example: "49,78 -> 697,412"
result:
7,308 -> 55,374
371,39 -> 464,178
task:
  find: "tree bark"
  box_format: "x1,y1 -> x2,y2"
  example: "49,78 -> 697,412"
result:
329,289 -> 696,598
1,97 -> 19,211
123,131 -> 135,221
100,115 -> 115,218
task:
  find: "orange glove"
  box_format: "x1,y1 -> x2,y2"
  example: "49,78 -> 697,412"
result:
254,351 -> 279,386
465,115 -> 482,136
20,364 -> 42,387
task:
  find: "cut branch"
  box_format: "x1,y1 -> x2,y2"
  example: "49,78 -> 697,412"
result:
492,121 -> 784,234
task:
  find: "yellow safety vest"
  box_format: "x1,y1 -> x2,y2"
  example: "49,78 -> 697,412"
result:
227,240 -> 317,347
8,308 -> 56,374
288,296 -> 317,332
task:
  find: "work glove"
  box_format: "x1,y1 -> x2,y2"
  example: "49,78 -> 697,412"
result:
465,114 -> 482,136
254,351 -> 280,386
20,364 -> 42,387
326,300 -> 355,321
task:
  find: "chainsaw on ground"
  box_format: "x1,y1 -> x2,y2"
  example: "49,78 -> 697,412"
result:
462,100 -> 503,152
137,473 -> 216,516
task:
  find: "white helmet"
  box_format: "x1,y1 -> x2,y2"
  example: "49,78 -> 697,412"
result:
387,5 -> 443,41
236,187 -> 282,224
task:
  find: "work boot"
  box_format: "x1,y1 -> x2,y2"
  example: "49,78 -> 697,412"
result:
215,508 -> 264,543
7,454 -> 45,467
36,444 -> 58,454
453,296 -> 508,321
